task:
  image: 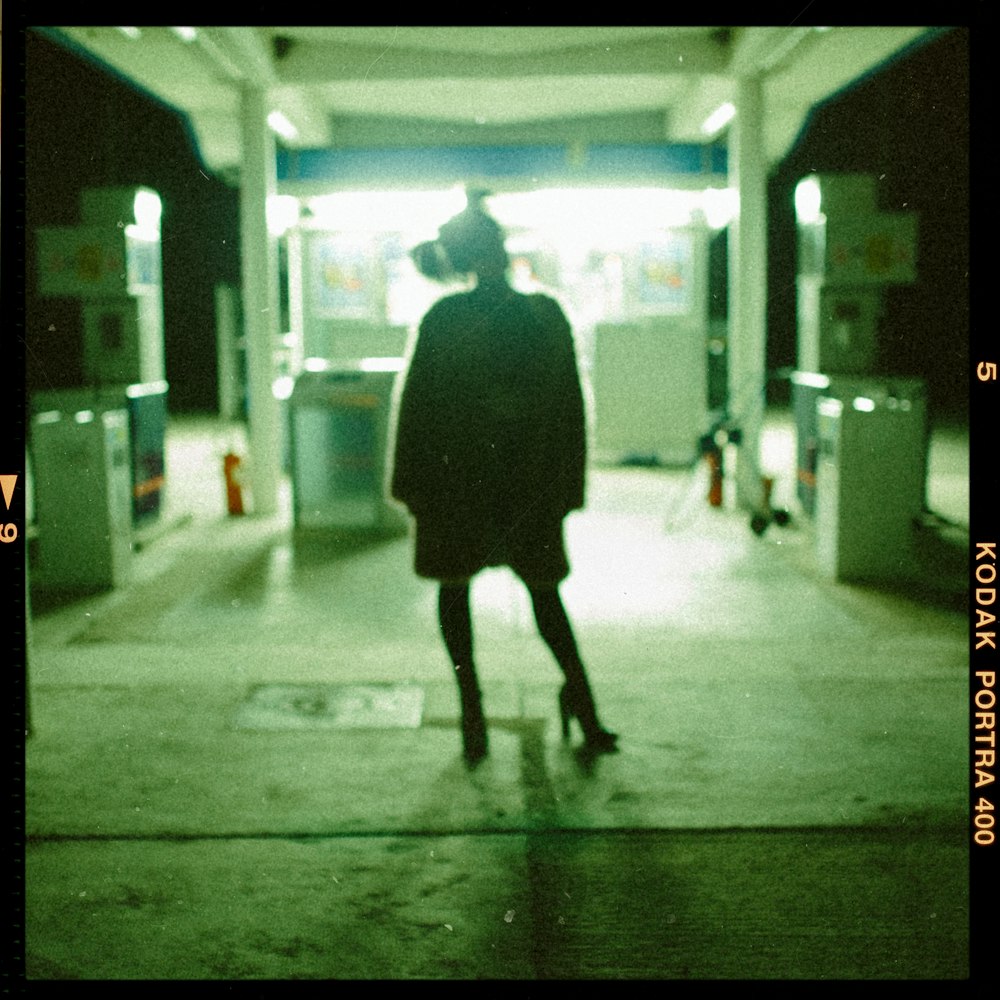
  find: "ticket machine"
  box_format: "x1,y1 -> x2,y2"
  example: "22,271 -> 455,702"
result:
794,173 -> 917,377
34,186 -> 169,530
792,174 -> 926,580
792,173 -> 921,518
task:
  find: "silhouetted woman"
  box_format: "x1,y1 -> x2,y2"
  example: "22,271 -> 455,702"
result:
391,191 -> 618,767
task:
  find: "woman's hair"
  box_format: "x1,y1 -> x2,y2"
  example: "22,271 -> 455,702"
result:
411,190 -> 509,281
410,239 -> 453,282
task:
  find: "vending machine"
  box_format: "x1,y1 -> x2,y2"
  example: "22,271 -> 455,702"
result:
590,226 -> 710,466
34,186 -> 169,529
292,228 -> 409,365
792,173 -> 922,516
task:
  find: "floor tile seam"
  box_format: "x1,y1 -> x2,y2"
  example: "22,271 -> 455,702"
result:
29,640 -> 968,674
24,669 -> 970,691
35,635 -> 955,656
24,820 -> 968,845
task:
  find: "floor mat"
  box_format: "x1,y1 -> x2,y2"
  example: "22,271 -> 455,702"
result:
233,683 -> 424,731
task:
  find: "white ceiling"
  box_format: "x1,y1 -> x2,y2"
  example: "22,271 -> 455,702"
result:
44,25 -> 934,182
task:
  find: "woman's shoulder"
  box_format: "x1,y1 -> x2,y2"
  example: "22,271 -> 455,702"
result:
524,290 -> 563,309
422,290 -> 475,325
523,291 -> 570,329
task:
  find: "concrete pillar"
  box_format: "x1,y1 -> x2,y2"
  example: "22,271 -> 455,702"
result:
238,86 -> 281,515
214,283 -> 241,422
727,74 -> 769,511
286,229 -> 305,376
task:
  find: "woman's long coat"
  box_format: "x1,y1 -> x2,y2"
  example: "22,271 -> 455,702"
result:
390,283 -> 586,582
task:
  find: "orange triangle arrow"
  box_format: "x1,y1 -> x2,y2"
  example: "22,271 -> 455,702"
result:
0,475 -> 17,512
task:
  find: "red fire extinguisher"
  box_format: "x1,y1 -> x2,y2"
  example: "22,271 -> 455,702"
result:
706,446 -> 724,507
223,452 -> 245,516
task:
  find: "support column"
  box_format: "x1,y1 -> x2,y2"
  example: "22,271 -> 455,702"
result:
239,86 -> 281,516
727,74 -> 769,510
214,283 -> 240,422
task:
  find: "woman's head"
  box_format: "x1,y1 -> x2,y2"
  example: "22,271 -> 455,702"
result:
412,190 -> 509,282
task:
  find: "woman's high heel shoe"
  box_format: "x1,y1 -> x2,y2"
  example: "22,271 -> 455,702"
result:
461,708 -> 488,768
558,684 -> 619,755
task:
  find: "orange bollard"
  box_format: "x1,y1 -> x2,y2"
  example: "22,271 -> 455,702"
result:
223,452 -> 245,515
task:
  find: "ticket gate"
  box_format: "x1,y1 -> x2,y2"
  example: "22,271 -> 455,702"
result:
814,387 -> 927,582
288,362 -> 407,535
30,382 -> 169,528
30,407 -> 133,591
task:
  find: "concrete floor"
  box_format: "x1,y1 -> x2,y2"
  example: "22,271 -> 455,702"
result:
22,410 -> 973,980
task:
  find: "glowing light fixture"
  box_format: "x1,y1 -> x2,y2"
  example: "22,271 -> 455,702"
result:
267,195 -> 300,237
171,26 -> 198,42
852,397 -> 876,413
299,185 -> 738,246
133,189 -> 162,231
267,111 -> 299,141
491,187 -> 698,237
701,187 -> 739,230
795,371 -> 831,390
701,102 -> 735,136
126,381 -> 169,399
306,188 -> 466,234
126,189 -> 163,242
359,357 -> 406,373
116,26 -> 142,40
794,177 -> 823,224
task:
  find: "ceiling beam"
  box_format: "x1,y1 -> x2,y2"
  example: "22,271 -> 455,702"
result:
271,34 -> 730,84
200,27 -> 278,86
729,26 -> 816,77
